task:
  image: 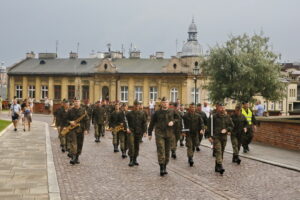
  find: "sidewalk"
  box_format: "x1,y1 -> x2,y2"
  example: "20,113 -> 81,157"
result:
201,137 -> 300,172
0,120 -> 60,200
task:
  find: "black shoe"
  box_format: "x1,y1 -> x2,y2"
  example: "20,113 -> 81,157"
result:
61,146 -> 66,153
164,164 -> 168,175
121,151 -> 127,159
95,138 -> 98,142
215,164 -> 225,174
128,157 -> 134,167
67,153 -> 72,158
171,151 -> 176,159
246,146 -> 250,151
236,156 -> 241,165
243,148 -> 248,153
75,155 -> 80,164
70,155 -> 76,165
133,157 -> 139,166
14,128 -> 17,131
188,157 -> 194,167
212,150 -> 216,157
23,128 -> 25,132
196,147 -> 200,152
113,145 -> 119,153
160,164 -> 165,176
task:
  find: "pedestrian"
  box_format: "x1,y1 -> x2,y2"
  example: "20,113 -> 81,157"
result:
67,98 -> 89,165
149,99 -> 155,116
0,95 -> 3,112
148,97 -> 180,176
241,102 -> 257,153
182,103 -> 204,166
126,100 -> 147,167
255,100 -> 264,116
207,103 -> 233,174
179,104 -> 186,147
22,101 -> 32,131
231,105 -> 248,164
195,103 -> 208,152
9,99 -> 21,131
203,102 -> 212,118
93,101 -> 106,143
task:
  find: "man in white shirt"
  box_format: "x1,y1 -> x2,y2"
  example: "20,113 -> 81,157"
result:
149,100 -> 155,116
9,99 -> 21,131
203,102 -> 211,118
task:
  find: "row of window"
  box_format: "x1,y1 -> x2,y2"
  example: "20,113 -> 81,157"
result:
15,85 -> 200,103
289,89 -> 296,98
263,101 -> 284,111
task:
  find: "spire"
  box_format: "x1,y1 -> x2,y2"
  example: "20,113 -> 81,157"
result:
188,18 -> 197,41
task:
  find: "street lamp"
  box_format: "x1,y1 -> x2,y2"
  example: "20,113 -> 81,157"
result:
193,63 -> 200,104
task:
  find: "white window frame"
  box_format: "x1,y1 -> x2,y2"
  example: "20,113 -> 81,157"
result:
28,85 -> 35,98
15,85 -> 23,99
191,87 -> 200,104
149,86 -> 158,101
41,85 -> 48,99
135,86 -> 143,102
120,86 -> 128,102
170,88 -> 178,102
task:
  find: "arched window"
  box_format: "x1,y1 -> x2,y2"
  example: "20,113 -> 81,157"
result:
170,88 -> 178,102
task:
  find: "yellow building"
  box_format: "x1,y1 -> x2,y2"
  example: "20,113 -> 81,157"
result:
8,21 -> 209,107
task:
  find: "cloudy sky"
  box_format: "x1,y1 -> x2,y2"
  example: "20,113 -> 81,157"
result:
0,0 -> 299,66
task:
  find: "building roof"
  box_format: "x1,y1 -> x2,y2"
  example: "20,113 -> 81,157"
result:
8,58 -> 173,76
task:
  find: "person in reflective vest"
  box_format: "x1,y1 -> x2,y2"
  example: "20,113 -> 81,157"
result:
241,102 -> 257,153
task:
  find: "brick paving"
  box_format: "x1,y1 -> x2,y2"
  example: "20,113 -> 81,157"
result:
44,114 -> 300,200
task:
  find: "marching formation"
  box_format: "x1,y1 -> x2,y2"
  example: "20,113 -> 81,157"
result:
53,97 -> 256,176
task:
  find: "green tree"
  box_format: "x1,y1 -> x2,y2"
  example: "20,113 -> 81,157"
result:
203,33 -> 285,104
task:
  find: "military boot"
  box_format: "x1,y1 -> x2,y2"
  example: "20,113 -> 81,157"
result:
133,157 -> 139,166
67,152 -> 72,158
97,136 -> 101,143
212,149 -> 216,157
70,154 -> 76,165
113,145 -> 119,152
128,157 -> 134,167
160,164 -> 165,176
164,164 -> 168,175
61,145 -> 66,153
171,150 -> 176,159
121,151 -> 127,159
188,157 -> 194,167
235,156 -> 241,165
215,163 -> 225,174
75,155 -> 80,164
95,137 -> 98,142
196,146 -> 200,152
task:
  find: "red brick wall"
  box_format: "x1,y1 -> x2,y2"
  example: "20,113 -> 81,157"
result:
254,120 -> 300,151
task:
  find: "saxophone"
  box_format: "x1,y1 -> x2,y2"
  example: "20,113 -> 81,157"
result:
61,112 -> 87,136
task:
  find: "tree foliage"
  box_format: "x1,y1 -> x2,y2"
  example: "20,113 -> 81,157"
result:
203,33 -> 285,104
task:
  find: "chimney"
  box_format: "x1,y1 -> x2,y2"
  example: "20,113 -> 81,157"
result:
129,51 -> 141,59
155,52 -> 164,59
69,52 -> 78,59
26,51 -> 35,59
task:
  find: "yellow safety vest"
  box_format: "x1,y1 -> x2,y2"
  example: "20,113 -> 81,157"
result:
242,108 -> 252,125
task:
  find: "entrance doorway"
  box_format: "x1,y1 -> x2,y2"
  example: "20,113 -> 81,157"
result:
102,86 -> 109,101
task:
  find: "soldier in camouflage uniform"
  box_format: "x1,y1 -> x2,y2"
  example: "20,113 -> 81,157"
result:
139,104 -> 148,143
83,100 -> 93,133
92,101 -> 106,143
54,101 -> 65,151
109,103 -> 122,152
178,104 -> 186,147
118,103 -> 129,158
195,103 -> 208,152
126,100 -> 147,167
183,103 -> 204,166
56,100 -> 70,153
231,105 -> 248,164
207,103 -> 233,174
67,99 -> 89,165
170,103 -> 182,159
148,97 -> 180,176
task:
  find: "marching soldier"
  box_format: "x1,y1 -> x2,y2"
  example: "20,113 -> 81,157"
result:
139,104 -> 148,143
231,105 -> 248,164
148,97 -> 180,176
57,100 -> 70,153
92,101 -> 106,143
109,103 -> 121,152
126,100 -> 147,166
195,103 -> 208,152
178,104 -> 186,147
207,103 -> 233,174
67,98 -> 89,165
170,103 -> 182,159
83,100 -> 93,133
54,100 -> 65,151
183,103 -> 204,166
241,102 -> 257,153
119,103 -> 129,158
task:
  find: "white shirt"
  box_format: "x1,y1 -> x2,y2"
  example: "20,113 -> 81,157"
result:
10,104 -> 21,115
203,106 -> 211,118
149,101 -> 155,109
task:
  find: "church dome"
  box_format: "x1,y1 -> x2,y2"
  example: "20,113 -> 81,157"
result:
188,21 -> 197,33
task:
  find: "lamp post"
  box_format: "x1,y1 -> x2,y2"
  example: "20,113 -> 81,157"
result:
193,64 -> 200,104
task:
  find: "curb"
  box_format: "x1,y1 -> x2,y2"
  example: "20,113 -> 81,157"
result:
200,144 -> 300,172
0,122 -> 13,137
45,123 -> 61,200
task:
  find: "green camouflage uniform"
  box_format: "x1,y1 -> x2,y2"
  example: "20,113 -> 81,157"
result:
67,107 -> 89,156
171,109 -> 182,152
196,110 -> 208,147
183,111 -> 204,158
118,110 -> 129,152
126,110 -> 147,159
207,112 -> 233,164
231,113 -> 248,156
57,107 -> 69,150
109,110 -> 121,146
148,109 -> 179,165
92,105 -> 106,140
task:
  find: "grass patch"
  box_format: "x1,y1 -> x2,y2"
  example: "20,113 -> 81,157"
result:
0,120 -> 11,132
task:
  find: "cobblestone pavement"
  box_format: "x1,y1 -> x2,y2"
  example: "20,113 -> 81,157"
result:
23,115 -> 300,200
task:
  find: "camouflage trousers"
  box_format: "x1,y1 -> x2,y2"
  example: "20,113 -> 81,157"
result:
197,133 -> 204,147
127,133 -> 141,158
94,123 -> 104,138
186,133 -> 199,158
112,131 -> 120,146
242,127 -> 253,149
70,129 -> 84,156
231,133 -> 242,156
213,134 -> 227,164
119,131 -> 128,152
155,133 -> 172,165
58,127 -> 66,147
171,131 -> 181,151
